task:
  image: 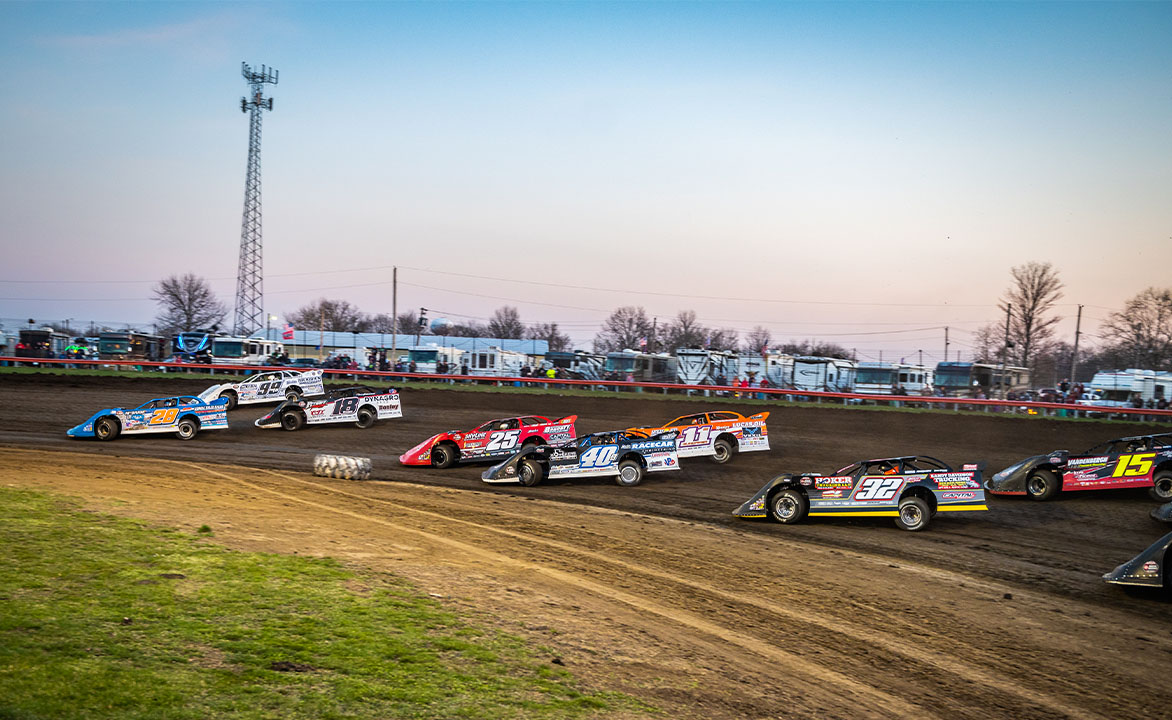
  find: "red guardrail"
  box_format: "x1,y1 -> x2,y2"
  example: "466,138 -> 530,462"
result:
4,356 -> 1171,419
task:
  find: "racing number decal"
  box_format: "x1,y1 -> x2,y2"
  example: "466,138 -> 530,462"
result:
148,409 -> 178,425
1112,453 -> 1156,478
332,397 -> 360,416
485,430 -> 521,452
678,425 -> 713,447
854,476 -> 903,501
580,445 -> 618,468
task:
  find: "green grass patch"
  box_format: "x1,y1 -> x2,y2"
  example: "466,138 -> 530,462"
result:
0,488 -> 641,719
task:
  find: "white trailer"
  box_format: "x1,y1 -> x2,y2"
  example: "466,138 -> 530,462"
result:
855,362 -> 934,395
542,351 -> 606,380
789,356 -> 856,392
676,349 -> 739,385
407,344 -> 465,374
463,346 -> 528,377
1082,369 -> 1172,408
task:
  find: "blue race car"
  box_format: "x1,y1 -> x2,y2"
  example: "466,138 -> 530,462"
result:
67,395 -> 229,441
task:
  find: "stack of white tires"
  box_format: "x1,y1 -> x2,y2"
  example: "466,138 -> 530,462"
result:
313,454 -> 372,481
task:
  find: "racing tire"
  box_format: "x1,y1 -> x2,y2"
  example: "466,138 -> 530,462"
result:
895,496 -> 931,531
285,387 -> 302,402
94,416 -> 120,441
431,443 -> 458,469
711,438 -> 734,464
1150,471 -> 1172,502
355,407 -> 376,429
518,459 -> 543,487
314,454 -> 372,481
219,390 -> 238,410
176,417 -> 199,441
769,488 -> 808,524
281,410 -> 304,431
1025,469 -> 1059,501
615,460 -> 645,487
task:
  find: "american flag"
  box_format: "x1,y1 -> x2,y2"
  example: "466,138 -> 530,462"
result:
281,323 -> 294,341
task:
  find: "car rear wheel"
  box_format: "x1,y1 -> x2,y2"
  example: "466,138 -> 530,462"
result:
518,459 -> 543,487
94,416 -> 120,441
432,443 -> 458,469
1026,469 -> 1059,501
615,459 -> 645,487
285,388 -> 302,402
769,488 -> 807,524
711,438 -> 734,464
281,410 -> 304,431
355,408 -> 376,429
1150,471 -> 1172,502
176,417 -> 198,441
219,390 -> 238,410
895,496 -> 931,531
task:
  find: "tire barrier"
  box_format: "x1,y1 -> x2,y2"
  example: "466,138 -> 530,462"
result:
313,454 -> 372,481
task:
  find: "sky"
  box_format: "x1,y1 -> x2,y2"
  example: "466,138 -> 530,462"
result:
1,1 -> 1170,363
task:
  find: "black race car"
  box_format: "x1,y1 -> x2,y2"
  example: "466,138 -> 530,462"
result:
733,455 -> 987,532
481,429 -> 680,487
1103,531 -> 1172,590
986,433 -> 1172,502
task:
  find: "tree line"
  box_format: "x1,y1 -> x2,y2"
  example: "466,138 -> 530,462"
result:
147,268 -> 1172,381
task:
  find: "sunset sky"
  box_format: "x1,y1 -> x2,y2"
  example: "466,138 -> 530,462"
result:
2,1 -> 1170,362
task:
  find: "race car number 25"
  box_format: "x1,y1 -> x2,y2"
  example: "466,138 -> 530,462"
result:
486,430 -> 520,451
854,476 -> 903,501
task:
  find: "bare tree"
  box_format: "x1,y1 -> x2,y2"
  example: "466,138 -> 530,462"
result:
969,323 -> 1001,364
449,321 -> 488,337
743,326 -> 772,354
526,322 -> 571,352
594,306 -> 652,353
706,327 -> 740,352
285,299 -> 370,332
1101,287 -> 1172,370
776,339 -> 850,359
152,273 -> 227,336
663,310 -> 707,350
368,313 -> 398,333
397,311 -> 429,336
487,306 -> 525,339
999,262 -> 1064,368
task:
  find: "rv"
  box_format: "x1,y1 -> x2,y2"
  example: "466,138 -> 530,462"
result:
789,356 -> 856,392
605,350 -> 677,383
98,331 -> 165,361
16,328 -> 71,359
1082,369 -> 1172,408
543,350 -> 606,380
463,346 -> 528,377
675,348 -> 738,385
208,336 -> 284,366
855,362 -> 935,395
933,361 -> 1029,398
407,344 -> 464,374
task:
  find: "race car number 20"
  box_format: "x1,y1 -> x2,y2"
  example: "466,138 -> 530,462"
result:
854,476 -> 903,501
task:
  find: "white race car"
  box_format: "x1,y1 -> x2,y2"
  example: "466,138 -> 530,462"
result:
199,369 -> 325,409
254,385 -> 402,430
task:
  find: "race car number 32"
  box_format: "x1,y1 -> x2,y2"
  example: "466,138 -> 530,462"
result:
854,477 -> 903,501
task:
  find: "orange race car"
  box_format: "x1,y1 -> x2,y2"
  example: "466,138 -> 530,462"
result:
626,411 -> 769,464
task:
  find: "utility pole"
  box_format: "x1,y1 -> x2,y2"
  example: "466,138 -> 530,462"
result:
233,62 -> 278,337
918,349 -> 923,367
391,267 -> 398,369
1001,303 -> 1012,399
1070,304 -> 1083,382
651,317 -> 657,353
944,326 -> 949,364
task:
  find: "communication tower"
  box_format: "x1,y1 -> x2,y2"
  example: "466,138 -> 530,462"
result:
233,62 -> 278,337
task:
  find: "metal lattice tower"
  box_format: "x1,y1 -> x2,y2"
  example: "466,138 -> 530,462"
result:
233,62 -> 278,337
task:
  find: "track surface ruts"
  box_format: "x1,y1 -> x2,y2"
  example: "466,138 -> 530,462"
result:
3,373 -> 1171,719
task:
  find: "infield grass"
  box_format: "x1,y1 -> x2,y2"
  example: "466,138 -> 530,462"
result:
0,487 -> 641,720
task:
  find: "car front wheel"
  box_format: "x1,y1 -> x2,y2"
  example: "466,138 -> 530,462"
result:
769,488 -> 807,524
432,444 -> 457,469
1026,469 -> 1059,501
518,459 -> 543,487
94,416 -> 120,441
281,411 -> 303,431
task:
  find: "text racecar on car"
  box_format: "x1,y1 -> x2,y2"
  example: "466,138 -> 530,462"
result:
733,455 -> 988,531
482,429 -> 680,487
625,410 -> 769,464
67,395 -> 229,441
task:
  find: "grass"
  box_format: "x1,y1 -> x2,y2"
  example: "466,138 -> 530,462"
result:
0,364 -> 1162,425
0,487 -> 640,720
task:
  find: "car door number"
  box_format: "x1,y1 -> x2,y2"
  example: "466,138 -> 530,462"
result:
1112,453 -> 1155,478
679,425 -> 713,446
854,476 -> 903,501
580,445 -> 618,468
332,397 -> 360,416
148,408 -> 178,425
486,430 -> 520,451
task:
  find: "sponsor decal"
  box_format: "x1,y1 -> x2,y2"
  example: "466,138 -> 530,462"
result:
1142,561 -> 1160,575
1068,456 -> 1108,466
747,497 -> 765,511
663,457 -> 676,467
941,491 -> 976,500
549,450 -> 576,462
820,489 -> 843,498
961,463 -> 979,470
935,479 -> 980,490
800,477 -> 813,486
310,409 -> 327,417
815,476 -> 854,489
504,466 -> 516,476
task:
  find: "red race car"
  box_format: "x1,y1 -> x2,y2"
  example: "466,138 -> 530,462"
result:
399,415 -> 578,469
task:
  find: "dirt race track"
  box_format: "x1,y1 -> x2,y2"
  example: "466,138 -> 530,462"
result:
3,373 -> 1172,719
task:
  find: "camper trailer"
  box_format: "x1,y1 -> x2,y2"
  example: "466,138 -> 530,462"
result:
855,362 -> 935,395
605,350 -> 677,383
16,328 -> 71,359
934,362 -> 1029,398
207,336 -> 284,366
407,344 -> 464,374
543,350 -> 606,380
463,346 -> 528,377
789,356 -> 856,392
1082,369 -> 1172,408
675,348 -> 738,385
98,331 -> 165,361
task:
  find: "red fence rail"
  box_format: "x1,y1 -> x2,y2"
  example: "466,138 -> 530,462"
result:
4,356 -> 1171,420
